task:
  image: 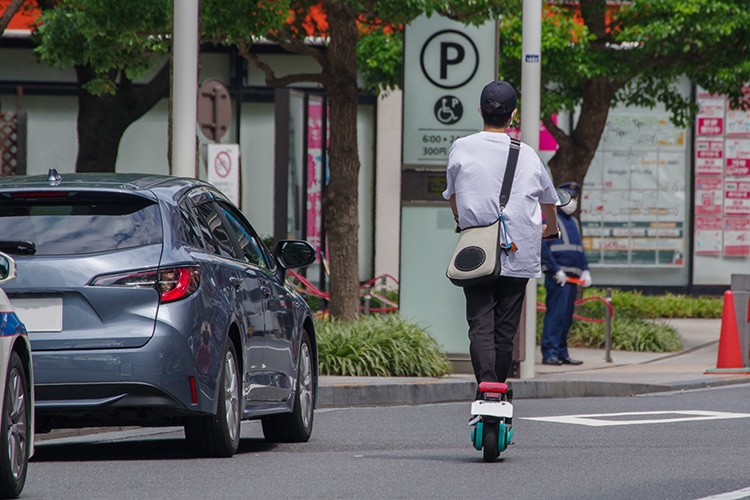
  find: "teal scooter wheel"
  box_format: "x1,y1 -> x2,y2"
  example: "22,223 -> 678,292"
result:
497,423 -> 508,452
471,421 -> 483,451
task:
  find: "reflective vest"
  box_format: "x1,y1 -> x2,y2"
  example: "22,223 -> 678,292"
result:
541,210 -> 589,278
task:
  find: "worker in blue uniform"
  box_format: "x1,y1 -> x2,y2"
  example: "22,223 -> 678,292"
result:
540,182 -> 592,365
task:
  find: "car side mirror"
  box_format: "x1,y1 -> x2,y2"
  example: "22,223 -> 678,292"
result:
556,188 -> 572,207
0,252 -> 16,284
273,240 -> 317,270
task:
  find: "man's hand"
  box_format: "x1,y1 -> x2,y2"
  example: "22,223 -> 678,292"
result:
542,224 -> 560,240
554,270 -> 568,286
581,270 -> 592,288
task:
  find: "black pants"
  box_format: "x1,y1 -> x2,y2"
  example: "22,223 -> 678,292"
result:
463,276 -> 528,386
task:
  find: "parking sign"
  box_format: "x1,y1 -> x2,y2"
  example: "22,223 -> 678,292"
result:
402,15 -> 498,167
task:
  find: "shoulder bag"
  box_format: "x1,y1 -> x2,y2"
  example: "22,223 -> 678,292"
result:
446,137 -> 521,287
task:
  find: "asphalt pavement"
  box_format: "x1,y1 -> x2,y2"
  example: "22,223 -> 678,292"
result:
318,318 -> 750,406
37,318 -> 750,442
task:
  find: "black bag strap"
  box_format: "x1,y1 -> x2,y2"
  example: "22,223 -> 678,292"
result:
499,137 -> 521,212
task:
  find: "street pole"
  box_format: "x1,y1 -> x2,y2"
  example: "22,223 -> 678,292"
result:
520,0 -> 542,379
172,0 -> 199,178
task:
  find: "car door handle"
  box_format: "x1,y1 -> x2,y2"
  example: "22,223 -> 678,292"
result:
260,285 -> 272,297
230,276 -> 243,288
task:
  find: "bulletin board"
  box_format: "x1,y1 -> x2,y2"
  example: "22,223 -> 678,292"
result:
694,91 -> 750,262
581,110 -> 688,268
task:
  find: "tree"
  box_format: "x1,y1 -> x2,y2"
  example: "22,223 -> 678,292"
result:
493,0 -> 750,199
30,0 -> 501,320
0,0 -> 26,35
203,1 -> 504,320
33,0 -> 171,172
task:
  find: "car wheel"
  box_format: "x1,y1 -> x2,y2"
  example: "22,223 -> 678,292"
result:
0,352 -> 30,499
262,330 -> 315,443
184,341 -> 241,458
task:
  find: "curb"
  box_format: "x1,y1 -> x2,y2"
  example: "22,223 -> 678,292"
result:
318,378 -> 477,407
316,375 -> 750,407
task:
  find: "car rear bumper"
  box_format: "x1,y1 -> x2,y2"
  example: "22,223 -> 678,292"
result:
31,325 -> 221,429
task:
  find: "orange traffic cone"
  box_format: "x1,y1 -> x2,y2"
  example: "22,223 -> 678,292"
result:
705,290 -> 750,374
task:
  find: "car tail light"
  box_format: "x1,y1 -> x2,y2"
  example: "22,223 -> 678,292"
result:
11,191 -> 71,199
91,270 -> 158,287
158,267 -> 201,303
91,266 -> 200,303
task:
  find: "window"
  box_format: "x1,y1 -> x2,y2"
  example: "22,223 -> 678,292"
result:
179,201 -> 203,248
0,192 -> 162,256
217,202 -> 269,269
195,202 -> 235,259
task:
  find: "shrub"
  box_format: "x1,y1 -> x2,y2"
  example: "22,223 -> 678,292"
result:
535,286 -> 694,352
316,314 -> 453,377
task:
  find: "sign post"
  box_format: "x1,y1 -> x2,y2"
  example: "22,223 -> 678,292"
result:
520,0 -> 543,379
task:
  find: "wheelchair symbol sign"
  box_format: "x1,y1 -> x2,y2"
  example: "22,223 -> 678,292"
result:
434,96 -> 463,125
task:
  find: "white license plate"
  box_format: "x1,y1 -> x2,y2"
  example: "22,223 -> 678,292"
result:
10,297 -> 63,332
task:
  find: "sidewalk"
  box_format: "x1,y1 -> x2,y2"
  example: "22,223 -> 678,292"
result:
318,318 -> 750,407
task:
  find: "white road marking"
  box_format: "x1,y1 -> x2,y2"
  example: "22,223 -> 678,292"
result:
523,410 -> 750,427
693,486 -> 750,500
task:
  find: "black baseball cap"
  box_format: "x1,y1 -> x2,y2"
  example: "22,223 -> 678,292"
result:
480,81 -> 517,115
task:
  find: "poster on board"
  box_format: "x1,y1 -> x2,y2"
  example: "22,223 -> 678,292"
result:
695,217 -> 722,255
695,177 -> 723,216
696,95 -> 725,136
695,139 -> 724,176
723,218 -> 750,256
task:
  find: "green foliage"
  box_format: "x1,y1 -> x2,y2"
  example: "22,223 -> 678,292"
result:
357,29 -> 403,96
316,314 -> 453,377
494,0 -> 750,127
200,0 -> 288,48
33,0 -> 171,96
535,286 -> 722,352
602,288 -> 723,319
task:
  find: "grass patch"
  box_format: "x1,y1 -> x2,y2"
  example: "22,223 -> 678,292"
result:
534,286 -> 701,352
316,314 -> 453,377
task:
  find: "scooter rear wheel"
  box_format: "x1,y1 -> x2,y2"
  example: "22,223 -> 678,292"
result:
482,421 -> 500,462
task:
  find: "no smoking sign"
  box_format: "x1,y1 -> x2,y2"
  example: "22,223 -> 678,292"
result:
207,144 -> 240,206
214,151 -> 232,178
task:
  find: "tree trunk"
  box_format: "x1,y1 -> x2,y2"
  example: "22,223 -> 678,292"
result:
547,77 -> 620,201
321,3 -> 361,321
75,62 -> 170,173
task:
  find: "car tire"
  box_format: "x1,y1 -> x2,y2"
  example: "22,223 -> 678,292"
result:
262,330 -> 315,443
184,341 -> 241,458
0,352 -> 30,499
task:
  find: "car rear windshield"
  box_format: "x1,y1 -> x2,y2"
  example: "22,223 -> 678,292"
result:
0,191 -> 162,255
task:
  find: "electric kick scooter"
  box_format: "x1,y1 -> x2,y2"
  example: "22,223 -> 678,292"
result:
469,382 -> 513,462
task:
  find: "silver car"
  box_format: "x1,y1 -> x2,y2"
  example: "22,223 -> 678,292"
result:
0,252 -> 33,499
0,170 -> 317,457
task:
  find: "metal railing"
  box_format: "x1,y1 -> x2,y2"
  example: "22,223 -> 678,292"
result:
537,287 -> 615,362
287,270 -> 399,317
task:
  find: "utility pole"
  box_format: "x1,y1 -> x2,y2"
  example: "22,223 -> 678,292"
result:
520,0 -> 542,379
172,0 -> 199,178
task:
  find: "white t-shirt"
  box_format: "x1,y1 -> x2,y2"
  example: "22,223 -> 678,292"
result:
443,131 -> 558,278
